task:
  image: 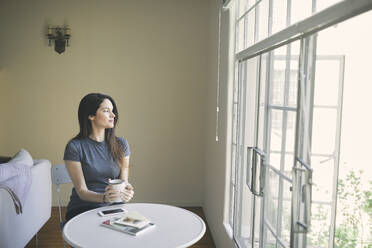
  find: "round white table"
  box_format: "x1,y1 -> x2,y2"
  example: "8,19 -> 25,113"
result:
62,203 -> 206,248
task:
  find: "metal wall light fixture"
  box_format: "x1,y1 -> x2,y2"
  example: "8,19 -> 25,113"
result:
47,26 -> 71,54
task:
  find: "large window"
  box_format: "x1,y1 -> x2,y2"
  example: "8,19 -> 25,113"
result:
224,0 -> 372,247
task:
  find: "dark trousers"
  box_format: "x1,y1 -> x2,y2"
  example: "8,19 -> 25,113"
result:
65,205 -> 100,224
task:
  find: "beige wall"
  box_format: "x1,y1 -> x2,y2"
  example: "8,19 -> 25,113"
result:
0,0 -> 236,246
0,0 -> 209,207
203,1 -> 235,247
0,70 -> 10,151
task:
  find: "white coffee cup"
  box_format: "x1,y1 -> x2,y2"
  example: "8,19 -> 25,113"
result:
108,179 -> 127,203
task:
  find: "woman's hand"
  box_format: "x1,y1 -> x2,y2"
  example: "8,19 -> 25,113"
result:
103,185 -> 121,203
104,183 -> 134,203
120,183 -> 134,203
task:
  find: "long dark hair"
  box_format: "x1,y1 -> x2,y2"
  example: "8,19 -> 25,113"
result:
73,93 -> 124,164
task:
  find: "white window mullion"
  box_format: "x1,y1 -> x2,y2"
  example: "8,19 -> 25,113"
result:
260,50 -> 273,248
230,0 -> 240,235
233,61 -> 244,247
290,34 -> 317,247
328,56 -> 345,248
276,0 -> 293,237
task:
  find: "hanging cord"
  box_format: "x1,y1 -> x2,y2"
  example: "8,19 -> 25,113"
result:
216,3 -> 222,142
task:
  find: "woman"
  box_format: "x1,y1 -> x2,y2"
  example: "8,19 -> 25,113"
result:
63,93 -> 134,223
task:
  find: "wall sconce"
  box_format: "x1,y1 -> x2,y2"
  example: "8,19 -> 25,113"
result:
47,26 -> 71,54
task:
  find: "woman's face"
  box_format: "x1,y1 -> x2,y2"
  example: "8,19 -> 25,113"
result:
89,98 -> 116,129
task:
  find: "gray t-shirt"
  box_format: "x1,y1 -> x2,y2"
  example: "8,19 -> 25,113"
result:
63,136 -> 130,212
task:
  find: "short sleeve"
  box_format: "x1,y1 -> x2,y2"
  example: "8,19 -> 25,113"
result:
117,137 -> 131,157
63,140 -> 82,162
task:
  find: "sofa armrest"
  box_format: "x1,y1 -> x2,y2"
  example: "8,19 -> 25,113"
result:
0,159 -> 52,248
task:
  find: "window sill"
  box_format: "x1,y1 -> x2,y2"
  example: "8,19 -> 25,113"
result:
223,222 -> 233,240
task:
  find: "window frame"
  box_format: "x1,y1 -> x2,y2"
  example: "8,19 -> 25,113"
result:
223,0 -> 372,247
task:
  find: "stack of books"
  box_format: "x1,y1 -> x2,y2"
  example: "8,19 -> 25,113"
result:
101,211 -> 155,236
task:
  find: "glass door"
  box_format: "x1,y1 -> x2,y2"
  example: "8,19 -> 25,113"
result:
233,40 -> 303,248
261,40 -> 302,248
307,55 -> 345,247
233,56 -> 262,248
233,35 -> 344,248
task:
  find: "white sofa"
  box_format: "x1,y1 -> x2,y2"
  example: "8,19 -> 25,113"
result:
0,159 -> 52,248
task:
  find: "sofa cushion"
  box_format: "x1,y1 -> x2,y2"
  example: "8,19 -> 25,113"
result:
8,149 -> 33,168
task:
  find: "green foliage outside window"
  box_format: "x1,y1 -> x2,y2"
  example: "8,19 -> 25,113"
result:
335,170 -> 372,248
309,170 -> 372,247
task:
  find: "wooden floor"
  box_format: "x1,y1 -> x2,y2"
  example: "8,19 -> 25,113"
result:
26,207 -> 216,248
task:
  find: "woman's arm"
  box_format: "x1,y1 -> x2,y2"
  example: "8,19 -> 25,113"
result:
119,156 -> 130,183
117,155 -> 134,202
65,160 -> 105,203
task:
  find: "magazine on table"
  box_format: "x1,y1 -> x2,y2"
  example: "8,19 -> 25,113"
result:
113,211 -> 151,229
100,212 -> 155,236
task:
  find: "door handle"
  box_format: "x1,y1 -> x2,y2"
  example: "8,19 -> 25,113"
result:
246,146 -> 266,196
292,157 -> 313,233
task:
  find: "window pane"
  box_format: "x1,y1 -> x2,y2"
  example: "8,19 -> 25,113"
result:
265,168 -> 279,230
253,198 -> 263,246
316,0 -> 343,13
232,103 -> 238,145
246,9 -> 256,48
244,58 -> 259,146
285,111 -> 296,153
288,60 -> 299,107
280,179 -> 292,245
291,0 -> 313,24
311,156 -> 334,203
237,10 -> 256,52
234,57 -> 260,248
237,18 -> 245,52
311,108 -> 337,154
271,45 -> 300,108
274,45 -> 287,56
269,109 -> 283,151
264,227 -> 277,248
315,11 -> 372,247
257,54 -> 269,149
263,41 -> 299,247
284,154 -> 293,176
269,152 -> 281,170
238,0 -> 257,19
234,154 -> 254,246
313,59 -> 341,106
271,60 -> 286,106
257,0 -> 269,42
308,203 -> 332,247
291,41 -> 300,55
271,0 -> 288,34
